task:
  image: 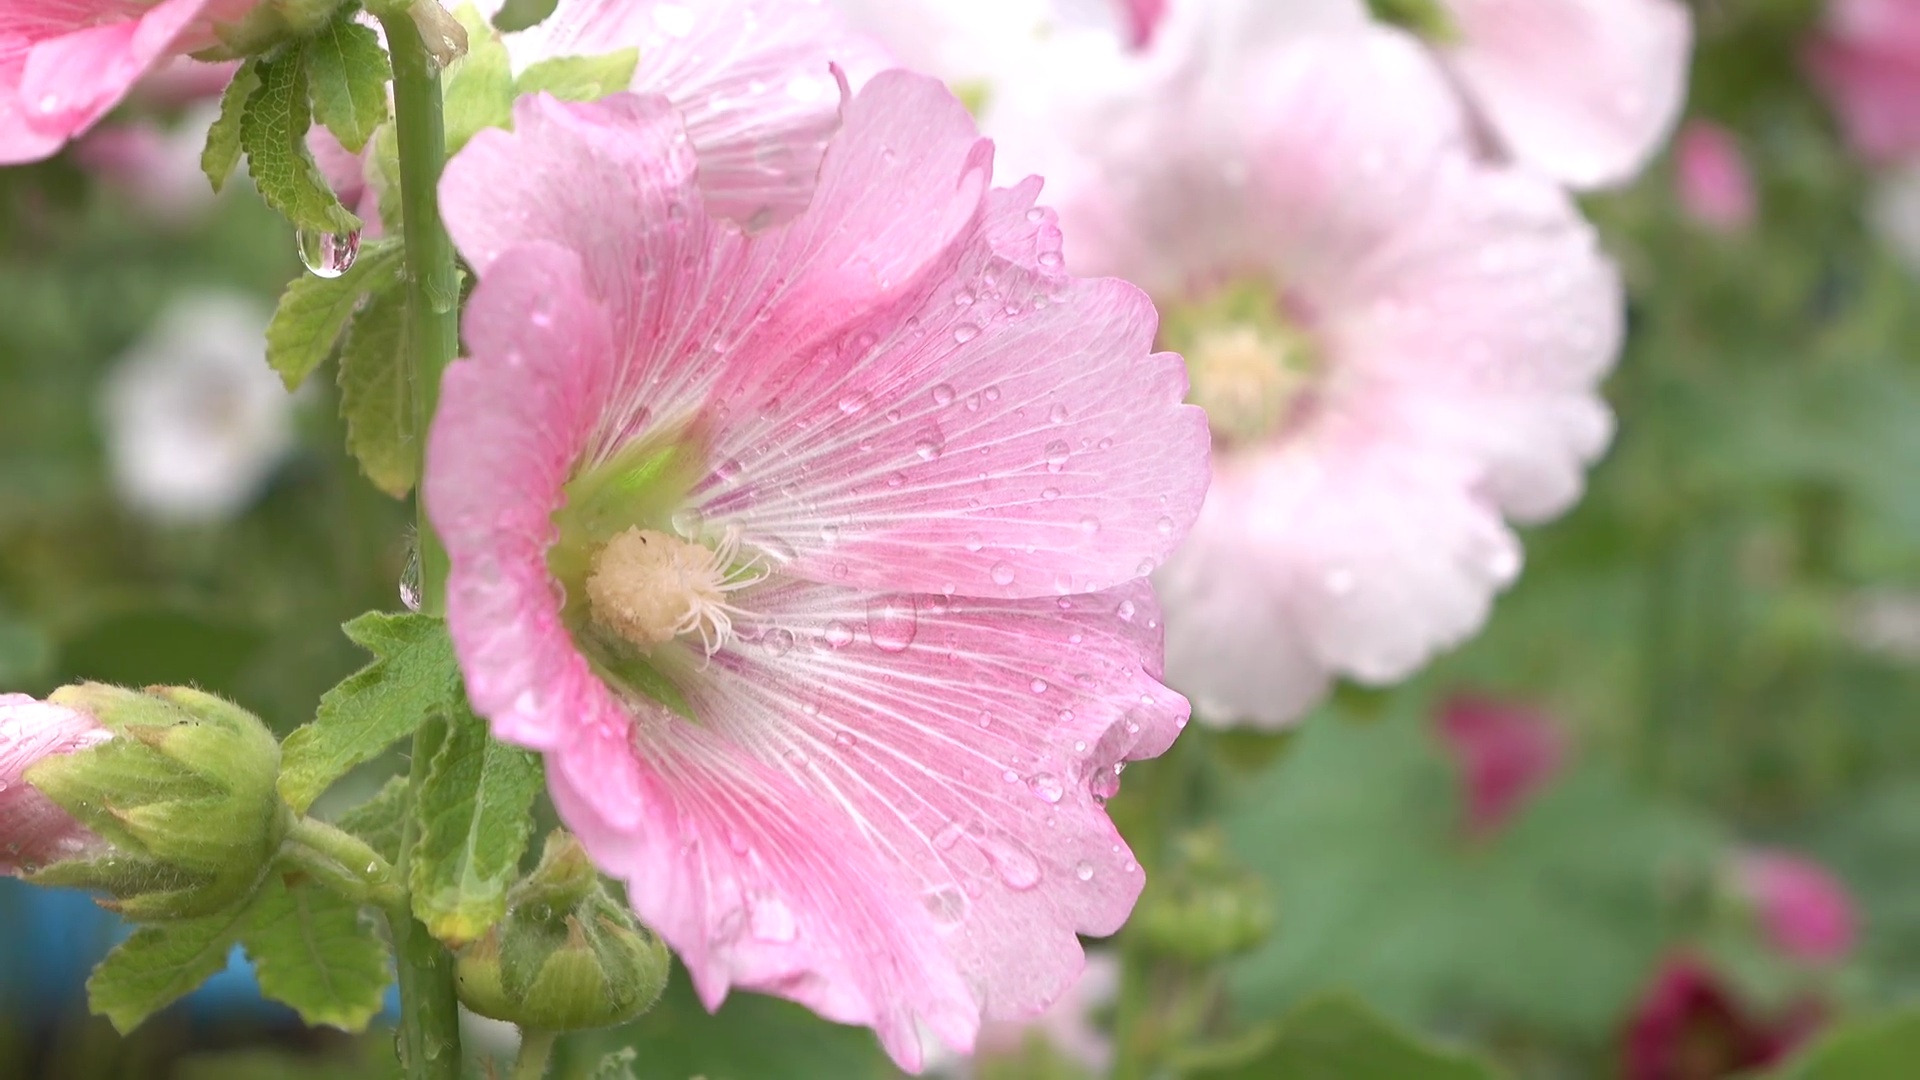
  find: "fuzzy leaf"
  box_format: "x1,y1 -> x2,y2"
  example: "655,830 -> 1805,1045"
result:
238,48 -> 360,236
88,906 -> 254,1032
411,708 -> 542,944
278,612 -> 462,813
242,875 -> 391,1031
515,48 -> 639,102
264,238 -> 403,390
443,4 -> 515,154
202,59 -> 261,193
336,775 -> 410,866
337,278 -> 414,496
1185,996 -> 1499,1080
1768,1008 -> 1920,1079
304,13 -> 391,153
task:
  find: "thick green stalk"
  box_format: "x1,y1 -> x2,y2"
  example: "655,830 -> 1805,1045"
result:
381,4 -> 458,618
391,721 -> 464,1080
512,1030 -> 559,1080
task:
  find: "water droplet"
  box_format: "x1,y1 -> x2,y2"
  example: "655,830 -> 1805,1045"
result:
991,561 -> 1016,586
922,885 -> 967,925
819,524 -> 840,545
670,507 -> 706,539
837,390 -> 871,415
1048,404 -> 1069,424
1038,250 -> 1064,269
715,458 -> 745,484
866,594 -> 918,652
833,730 -> 857,748
1116,599 -> 1136,621
954,290 -> 976,307
399,543 -> 422,612
822,621 -> 854,648
1025,207 -> 1046,222
980,835 -> 1042,890
761,628 -> 795,657
933,821 -> 965,850
1156,515 -> 1175,537
953,323 -> 981,344
1029,678 -> 1048,694
1028,773 -> 1064,803
931,383 -> 956,406
1042,487 -> 1060,500
1043,440 -> 1071,472
1075,861 -> 1094,881
1078,516 -> 1101,536
965,533 -> 984,552
297,228 -> 361,278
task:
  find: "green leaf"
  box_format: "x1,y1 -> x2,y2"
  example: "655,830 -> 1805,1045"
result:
241,874 -> 391,1032
264,238 -> 403,390
515,48 -> 639,102
202,59 -> 261,193
411,707 -> 543,944
491,0 -> 560,33
443,5 -> 515,154
304,13 -> 391,153
278,612 -> 462,813
335,775 -> 410,866
238,48 -> 360,237
1185,996 -> 1499,1079
337,278 -> 414,496
1765,1008 -> 1920,1079
88,906 -> 255,1032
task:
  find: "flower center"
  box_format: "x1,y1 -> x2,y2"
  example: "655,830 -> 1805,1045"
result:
1163,281 -> 1317,446
585,528 -> 758,656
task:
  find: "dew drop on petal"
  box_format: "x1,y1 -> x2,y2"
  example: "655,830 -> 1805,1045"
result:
866,594 -> 918,653
670,507 -> 706,539
1075,860 -> 1094,881
297,228 -> 361,278
931,383 -> 956,406
933,821 -> 965,850
1027,773 -> 1064,803
834,730 -> 857,748
1029,678 -> 1048,694
1116,599 -> 1136,621
980,835 -> 1042,890
1043,440 -> 1071,472
761,628 -> 795,657
1048,404 -> 1069,424
953,323 -> 981,343
1156,515 -> 1175,537
922,885 -> 967,926
991,561 -> 1016,586
822,621 -> 854,648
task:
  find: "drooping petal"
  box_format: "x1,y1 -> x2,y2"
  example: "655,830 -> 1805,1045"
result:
0,694 -> 110,875
501,0 -> 890,227
1437,0 -> 1693,190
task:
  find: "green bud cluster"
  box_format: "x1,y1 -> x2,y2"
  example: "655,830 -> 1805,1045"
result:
455,832 -> 670,1031
26,684 -> 288,920
1131,828 -> 1275,964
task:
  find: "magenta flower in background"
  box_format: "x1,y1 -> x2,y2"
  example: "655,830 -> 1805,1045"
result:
1808,0 -> 1920,164
1436,695 -> 1567,837
988,21 -> 1620,727
429,72 -> 1208,1069
0,694 -> 110,876
1734,851 -> 1859,966
1621,956 -> 1819,1080
1674,121 -> 1758,232
0,0 -> 254,165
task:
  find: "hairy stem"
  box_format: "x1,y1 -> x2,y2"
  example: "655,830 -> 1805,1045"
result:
281,817 -> 406,912
512,1029 -> 559,1080
391,726 -> 464,1080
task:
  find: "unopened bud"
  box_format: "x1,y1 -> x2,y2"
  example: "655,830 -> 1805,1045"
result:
1130,828 -> 1273,963
1,694 -> 112,875
204,0 -> 355,58
455,832 -> 669,1031
24,683 -> 288,919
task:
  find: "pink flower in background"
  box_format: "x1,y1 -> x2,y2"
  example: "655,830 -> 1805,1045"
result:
1001,22 -> 1619,727
1621,956 -> 1818,1080
1674,122 -> 1758,232
430,72 -> 1208,1071
0,695 -> 110,876
74,104 -> 223,219
973,951 -> 1119,1072
1434,0 -> 1693,189
1809,0 -> 1920,163
1437,696 -> 1567,836
0,0 -> 253,165
1734,852 -> 1858,965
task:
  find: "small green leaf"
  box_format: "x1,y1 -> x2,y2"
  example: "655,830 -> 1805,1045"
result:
242,875 -> 391,1032
443,4 -> 516,154
1184,996 -> 1500,1080
239,48 -> 361,237
337,279 -> 414,497
515,48 -> 639,103
412,707 -> 543,945
492,0 -> 560,33
336,775 -> 409,866
1767,1008 -> 1920,1079
202,59 -> 261,193
304,13 -> 391,153
88,906 -> 255,1032
264,238 -> 403,390
278,612 -> 463,813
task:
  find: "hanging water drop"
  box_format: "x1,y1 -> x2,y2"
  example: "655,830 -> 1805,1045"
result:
296,228 -> 361,279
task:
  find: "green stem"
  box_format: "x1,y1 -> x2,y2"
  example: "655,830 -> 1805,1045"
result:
512,1030 -> 559,1080
281,817 -> 406,911
380,3 -> 459,618
392,726 -> 464,1080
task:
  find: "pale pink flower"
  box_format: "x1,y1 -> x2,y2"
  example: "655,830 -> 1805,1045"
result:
1674,121 -> 1758,232
1434,0 -> 1693,189
1007,23 -> 1618,726
430,73 -> 1208,1071
0,694 -> 110,875
1733,851 -> 1858,966
74,103 -> 223,219
476,0 -> 888,228
973,950 -> 1119,1073
0,0 -> 253,165
1808,0 -> 1920,163
1436,695 -> 1567,837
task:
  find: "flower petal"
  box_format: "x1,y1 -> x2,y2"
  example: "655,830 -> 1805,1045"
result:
1,693 -> 110,875
6,0 -> 214,161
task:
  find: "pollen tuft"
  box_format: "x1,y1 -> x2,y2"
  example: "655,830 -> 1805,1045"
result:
585,528 -> 761,655
1185,323 -> 1314,446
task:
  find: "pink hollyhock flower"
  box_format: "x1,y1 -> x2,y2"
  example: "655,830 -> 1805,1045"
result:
0,0 -> 253,165
1621,955 -> 1819,1080
999,24 -> 1619,727
1733,851 -> 1858,965
1674,121 -> 1757,232
475,0 -> 888,228
1808,0 -> 1920,163
1432,0 -> 1693,190
430,72 -> 1208,1070
0,694 -> 111,875
1436,695 -> 1567,837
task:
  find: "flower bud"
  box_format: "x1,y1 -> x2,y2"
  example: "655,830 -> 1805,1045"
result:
455,832 -> 670,1031
23,683 -> 288,920
1130,828 -> 1273,963
1,694 -> 112,875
